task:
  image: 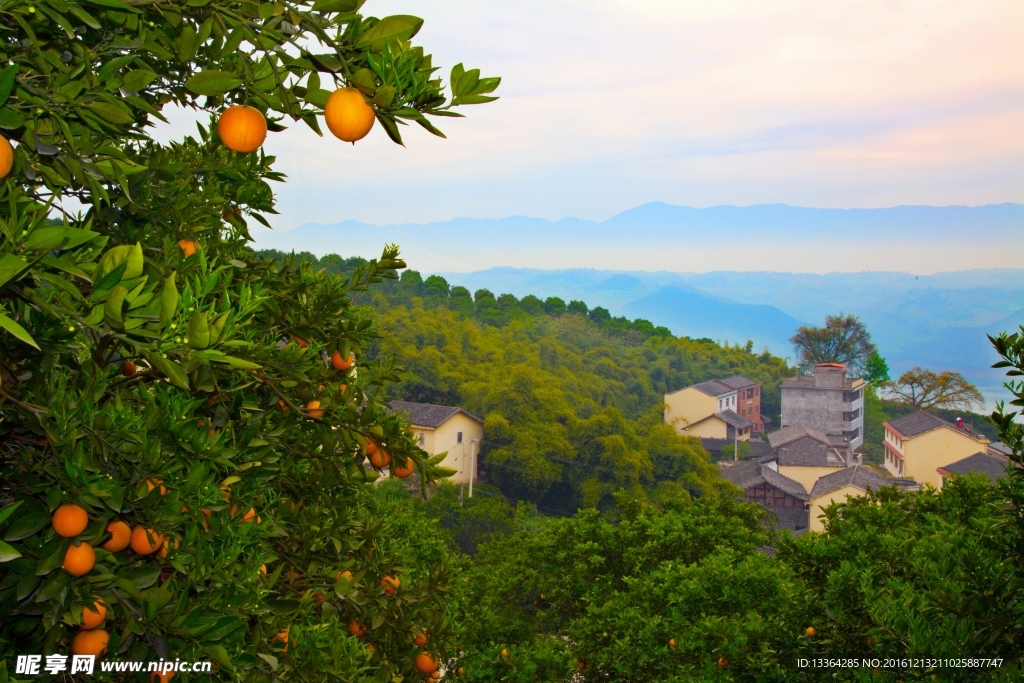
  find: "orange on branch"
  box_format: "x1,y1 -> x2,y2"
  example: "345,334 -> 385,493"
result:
177,239 -> 198,257
393,458 -> 415,478
130,526 -> 163,555
157,535 -> 180,557
52,504 -> 89,537
806,626 -> 817,638
348,619 -> 365,637
413,631 -> 428,647
335,570 -> 353,581
369,448 -> 391,469
331,350 -> 354,371
63,543 -> 96,576
82,597 -> 107,629
291,334 -> 308,348
0,134 -> 12,179
305,400 -> 324,419
101,520 -> 132,552
145,478 -> 167,496
72,629 -> 109,658
415,652 -> 439,675
324,88 -> 375,142
217,105 -> 267,153
121,360 -> 137,376
380,575 -> 400,595
149,672 -> 175,683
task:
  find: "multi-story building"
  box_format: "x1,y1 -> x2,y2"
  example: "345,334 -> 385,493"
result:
664,375 -> 763,440
781,363 -> 864,450
882,409 -> 990,488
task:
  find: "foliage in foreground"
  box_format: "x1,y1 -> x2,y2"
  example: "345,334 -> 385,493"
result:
0,0 -> 497,680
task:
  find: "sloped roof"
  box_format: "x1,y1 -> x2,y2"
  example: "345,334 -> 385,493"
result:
886,410 -> 948,438
938,452 -> 1010,484
989,442 -> 1013,456
767,423 -> 832,449
690,380 -> 735,397
717,375 -> 758,390
809,465 -> 892,499
722,460 -> 809,501
388,401 -> 483,428
775,438 -> 846,468
716,409 -> 753,429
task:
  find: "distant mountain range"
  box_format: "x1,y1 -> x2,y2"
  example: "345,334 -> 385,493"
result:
251,203 -> 1024,407
251,202 -> 1024,273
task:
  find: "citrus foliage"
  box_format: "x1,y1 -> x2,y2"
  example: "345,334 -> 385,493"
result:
0,0 -> 497,680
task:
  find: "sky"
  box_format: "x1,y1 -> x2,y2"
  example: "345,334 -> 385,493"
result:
153,0 -> 1024,231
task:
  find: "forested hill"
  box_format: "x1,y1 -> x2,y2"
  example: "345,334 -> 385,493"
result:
259,249 -> 796,515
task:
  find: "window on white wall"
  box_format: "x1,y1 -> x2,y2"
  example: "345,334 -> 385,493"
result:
457,432 -> 463,444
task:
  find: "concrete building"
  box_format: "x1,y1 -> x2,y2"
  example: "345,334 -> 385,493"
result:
781,363 -> 865,451
882,409 -> 989,488
664,375 -> 763,441
389,401 -> 483,485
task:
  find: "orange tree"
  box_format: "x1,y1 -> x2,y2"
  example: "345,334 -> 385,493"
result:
0,0 -> 497,680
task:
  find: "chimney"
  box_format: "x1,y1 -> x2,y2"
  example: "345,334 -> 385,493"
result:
813,363 -> 847,389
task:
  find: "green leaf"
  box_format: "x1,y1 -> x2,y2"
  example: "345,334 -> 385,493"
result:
98,243 -> 144,281
0,107 -> 25,130
88,102 -> 135,125
185,71 -> 243,97
104,285 -> 128,328
25,226 -> 101,251
0,540 -> 17,562
311,0 -> 359,11
0,312 -> 39,350
160,272 -> 178,326
355,15 -> 423,52
143,351 -> 189,390
0,65 -> 17,107
82,0 -> 132,10
0,254 -> 28,289
3,509 -> 49,541
216,355 -> 262,370
67,3 -> 101,29
205,645 -> 233,671
0,502 -> 23,527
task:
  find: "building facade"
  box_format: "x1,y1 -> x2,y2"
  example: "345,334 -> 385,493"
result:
664,375 -> 763,440
389,401 -> 484,485
781,363 -> 865,450
882,409 -> 990,488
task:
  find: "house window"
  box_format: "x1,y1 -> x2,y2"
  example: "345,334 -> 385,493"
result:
418,432 -> 425,446
457,431 -> 463,444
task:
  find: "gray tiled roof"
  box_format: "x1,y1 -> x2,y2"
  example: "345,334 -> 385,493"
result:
690,380 -> 735,397
767,423 -> 832,449
722,460 -> 809,501
988,442 -> 1013,457
775,438 -> 846,468
716,409 -> 753,429
388,401 -> 483,428
939,452 -> 1011,484
809,465 -> 892,499
886,410 -> 949,438
717,375 -> 757,390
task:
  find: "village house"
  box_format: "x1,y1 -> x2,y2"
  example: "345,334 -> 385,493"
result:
664,375 -> 764,441
805,465 -> 915,533
781,363 -> 865,450
882,409 -> 990,488
721,456 -> 810,533
767,423 -> 850,494
388,401 -> 484,485
937,451 -> 1012,486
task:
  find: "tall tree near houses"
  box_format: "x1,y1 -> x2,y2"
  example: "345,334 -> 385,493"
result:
789,313 -> 877,377
887,367 -> 984,411
0,0 -> 497,680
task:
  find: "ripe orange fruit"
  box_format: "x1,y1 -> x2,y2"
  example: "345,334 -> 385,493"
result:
121,360 -> 137,376
0,134 -> 12,179
278,398 -> 289,411
500,648 -> 509,659
415,652 -> 439,675
306,400 -> 323,419
53,504 -> 89,537
669,638 -> 677,648
365,643 -> 375,656
335,570 -> 354,581
324,88 -> 375,142
291,334 -> 308,348
348,619 -> 365,637
130,526 -> 163,555
380,575 -> 400,595
260,564 -> 268,575
331,350 -> 354,371
72,628 -> 109,658
82,597 -> 107,629
145,478 -> 168,496
102,520 -> 132,552
157,535 -> 180,558
805,626 -> 817,638
393,458 -> 415,478
313,592 -> 324,604
177,239 -> 198,257
413,631 -> 428,647
717,657 -> 728,667
149,671 -> 175,683
369,448 -> 391,469
218,105 -> 267,153
458,668 -> 466,676
285,568 -> 301,583
63,543 -> 96,576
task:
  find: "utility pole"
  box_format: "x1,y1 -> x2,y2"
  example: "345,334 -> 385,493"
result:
468,438 -> 480,498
